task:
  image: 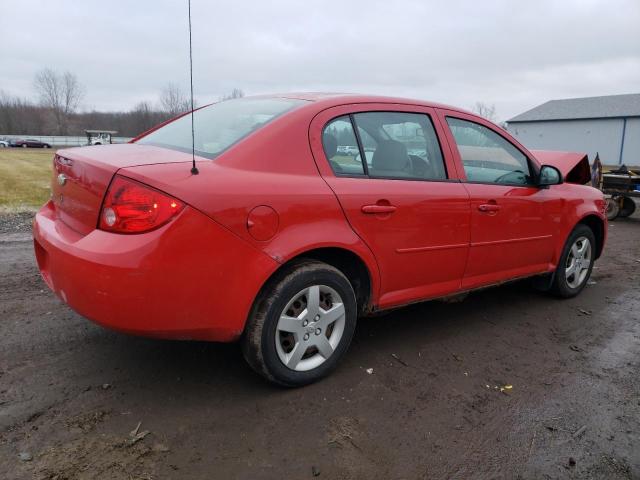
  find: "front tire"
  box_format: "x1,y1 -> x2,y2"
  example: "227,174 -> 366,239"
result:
549,224 -> 596,298
242,260 -> 357,387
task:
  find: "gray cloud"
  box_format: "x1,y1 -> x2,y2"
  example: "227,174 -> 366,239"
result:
1,0 -> 639,120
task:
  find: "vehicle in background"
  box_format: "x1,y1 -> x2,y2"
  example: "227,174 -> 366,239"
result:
0,140 -> 9,148
345,146 -> 359,156
11,138 -> 52,148
85,130 -> 118,146
33,93 -> 607,387
337,145 -> 359,156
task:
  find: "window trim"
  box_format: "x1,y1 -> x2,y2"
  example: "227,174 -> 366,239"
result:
350,114 -> 370,176
444,115 -> 539,187
321,110 -> 450,182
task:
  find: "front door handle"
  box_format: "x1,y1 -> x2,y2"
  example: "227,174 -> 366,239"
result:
478,203 -> 501,213
362,204 -> 397,214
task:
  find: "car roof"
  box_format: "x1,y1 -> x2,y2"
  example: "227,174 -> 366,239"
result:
255,92 -> 473,115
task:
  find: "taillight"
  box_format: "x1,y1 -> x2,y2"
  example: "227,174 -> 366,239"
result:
99,175 -> 185,234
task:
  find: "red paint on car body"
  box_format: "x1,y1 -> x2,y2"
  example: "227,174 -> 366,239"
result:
33,94 -> 606,341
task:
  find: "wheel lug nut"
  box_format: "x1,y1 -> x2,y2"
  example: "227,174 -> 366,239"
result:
315,328 -> 321,335
315,315 -> 320,321
303,333 -> 309,341
303,320 -> 308,326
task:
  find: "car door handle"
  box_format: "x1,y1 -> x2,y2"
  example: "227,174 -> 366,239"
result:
478,203 -> 501,213
361,204 -> 397,214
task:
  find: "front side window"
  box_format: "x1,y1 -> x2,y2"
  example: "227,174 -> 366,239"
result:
446,117 -> 533,185
353,112 -> 447,180
137,98 -> 304,159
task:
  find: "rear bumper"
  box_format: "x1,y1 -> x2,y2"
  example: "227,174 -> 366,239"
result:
33,201 -> 278,341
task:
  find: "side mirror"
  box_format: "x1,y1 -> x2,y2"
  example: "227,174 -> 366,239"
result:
538,165 -> 563,187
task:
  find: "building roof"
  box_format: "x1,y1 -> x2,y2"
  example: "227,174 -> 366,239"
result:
507,93 -> 640,123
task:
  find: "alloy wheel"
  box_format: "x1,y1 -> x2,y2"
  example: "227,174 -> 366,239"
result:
565,236 -> 592,289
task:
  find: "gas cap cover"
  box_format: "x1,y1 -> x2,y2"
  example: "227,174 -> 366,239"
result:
246,205 -> 279,241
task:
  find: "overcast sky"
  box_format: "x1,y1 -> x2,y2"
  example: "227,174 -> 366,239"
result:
1,0 -> 639,121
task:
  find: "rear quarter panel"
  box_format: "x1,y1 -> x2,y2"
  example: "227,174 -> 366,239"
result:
121,105 -> 382,305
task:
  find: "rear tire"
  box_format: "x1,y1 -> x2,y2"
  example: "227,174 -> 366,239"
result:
605,198 -> 619,220
549,224 -> 596,298
242,260 -> 357,387
618,196 -> 636,218
21,144 -> 27,148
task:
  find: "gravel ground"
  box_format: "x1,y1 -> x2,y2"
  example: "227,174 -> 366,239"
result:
0,212 -> 639,479
0,211 -> 35,235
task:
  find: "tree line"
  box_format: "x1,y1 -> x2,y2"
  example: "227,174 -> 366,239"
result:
0,68 -> 244,138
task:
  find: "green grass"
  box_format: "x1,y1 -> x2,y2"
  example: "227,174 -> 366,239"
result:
0,148 -> 55,211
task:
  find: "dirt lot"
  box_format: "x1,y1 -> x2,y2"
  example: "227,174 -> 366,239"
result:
1,211 -> 638,480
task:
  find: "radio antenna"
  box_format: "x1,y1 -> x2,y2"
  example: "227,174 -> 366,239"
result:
188,0 -> 199,175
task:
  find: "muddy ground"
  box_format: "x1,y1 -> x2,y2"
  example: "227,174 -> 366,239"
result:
1,211 -> 638,480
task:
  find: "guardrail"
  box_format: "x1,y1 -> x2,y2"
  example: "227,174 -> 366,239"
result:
0,135 -> 133,146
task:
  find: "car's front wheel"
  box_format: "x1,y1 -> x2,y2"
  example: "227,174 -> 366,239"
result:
549,224 -> 596,298
242,260 -> 357,387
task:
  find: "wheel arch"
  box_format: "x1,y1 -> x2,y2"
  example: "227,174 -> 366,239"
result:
250,246 -> 375,323
577,214 -> 605,259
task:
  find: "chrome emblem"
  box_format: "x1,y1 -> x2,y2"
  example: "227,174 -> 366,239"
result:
57,174 -> 67,186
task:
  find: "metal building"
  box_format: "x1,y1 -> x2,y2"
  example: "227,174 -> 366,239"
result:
506,93 -> 640,166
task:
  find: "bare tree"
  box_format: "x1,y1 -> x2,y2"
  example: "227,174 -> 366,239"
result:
471,102 -> 497,122
159,83 -> 191,117
34,68 -> 84,134
220,88 -> 245,101
129,101 -> 161,133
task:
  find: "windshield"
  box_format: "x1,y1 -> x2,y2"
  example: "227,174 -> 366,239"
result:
137,97 -> 304,159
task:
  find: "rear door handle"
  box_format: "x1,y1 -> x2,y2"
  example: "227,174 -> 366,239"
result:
478,203 -> 501,213
361,204 -> 397,214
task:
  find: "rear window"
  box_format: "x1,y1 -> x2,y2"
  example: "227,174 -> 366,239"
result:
137,98 -> 304,159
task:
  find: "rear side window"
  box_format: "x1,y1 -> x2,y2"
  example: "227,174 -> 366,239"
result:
322,111 -> 447,180
137,98 -> 304,159
354,112 -> 447,180
322,116 -> 365,175
446,117 -> 533,185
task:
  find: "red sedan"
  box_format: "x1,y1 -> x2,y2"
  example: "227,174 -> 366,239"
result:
33,94 -> 606,386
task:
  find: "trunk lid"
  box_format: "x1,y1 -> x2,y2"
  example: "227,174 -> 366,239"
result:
51,144 -> 194,235
531,150 -> 591,185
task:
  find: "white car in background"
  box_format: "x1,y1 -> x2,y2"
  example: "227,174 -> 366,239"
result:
0,140 -> 9,148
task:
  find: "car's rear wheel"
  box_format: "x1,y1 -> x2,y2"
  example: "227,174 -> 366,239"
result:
605,197 -> 619,220
242,260 -> 357,387
618,196 -> 636,218
21,144 -> 27,148
549,224 -> 595,298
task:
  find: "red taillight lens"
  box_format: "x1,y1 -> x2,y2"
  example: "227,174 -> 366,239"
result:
99,175 -> 185,234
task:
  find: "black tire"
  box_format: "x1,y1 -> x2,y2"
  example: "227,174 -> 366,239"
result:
605,198 -> 619,220
618,196 -> 636,218
549,224 -> 596,298
242,260 -> 357,387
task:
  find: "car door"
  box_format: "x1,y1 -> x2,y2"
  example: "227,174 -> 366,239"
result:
437,109 -> 562,289
309,104 -> 471,309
